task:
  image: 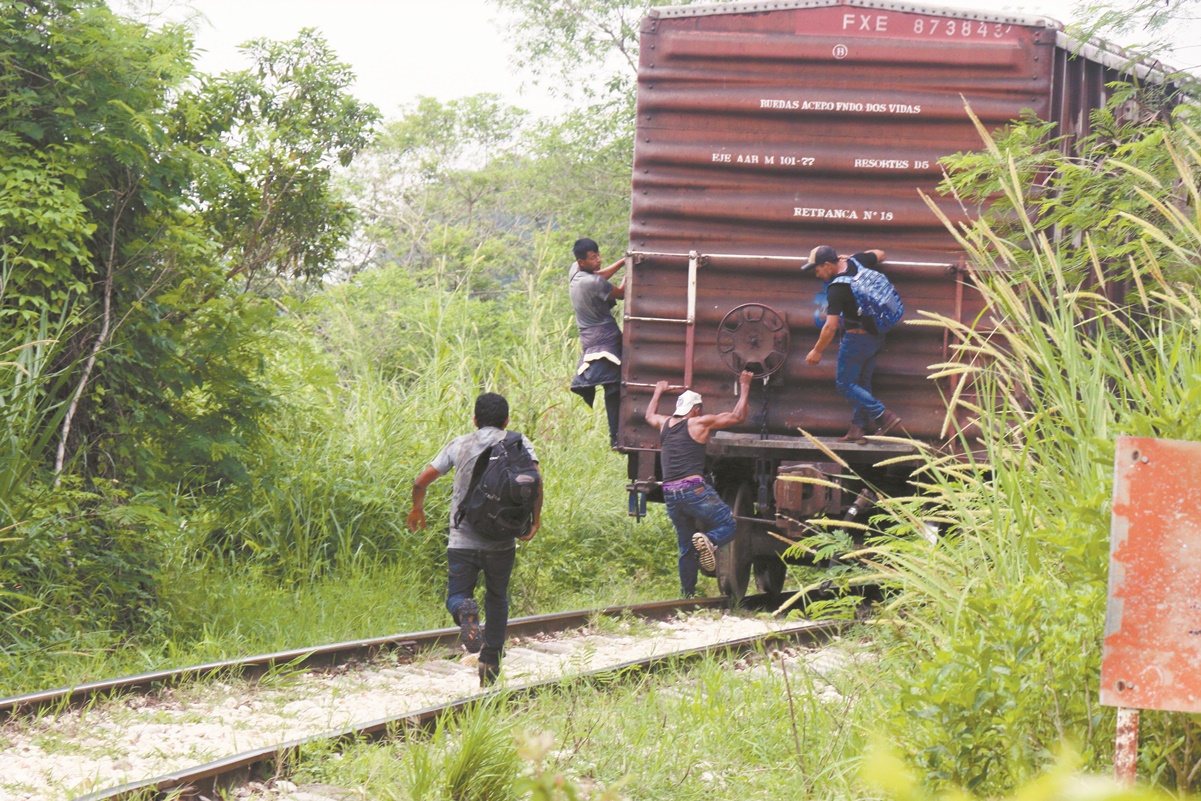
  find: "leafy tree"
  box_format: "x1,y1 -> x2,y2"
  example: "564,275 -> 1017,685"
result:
177,29 -> 380,290
492,0 -> 680,102
483,0 -> 682,257
509,110 -> 633,253
344,94 -> 529,287
345,90 -> 633,296
0,3 -> 379,484
1075,0 -> 1201,58
938,92 -> 1195,287
0,2 -> 379,650
0,0 -> 213,477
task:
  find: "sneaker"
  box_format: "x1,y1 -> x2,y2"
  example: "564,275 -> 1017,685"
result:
838,424 -> 867,444
479,662 -> 500,687
873,409 -> 903,436
457,599 -> 483,654
692,532 -> 717,573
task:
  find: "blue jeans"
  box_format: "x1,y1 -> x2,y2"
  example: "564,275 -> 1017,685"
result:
446,546 -> 516,666
835,331 -> 886,427
664,482 -> 737,596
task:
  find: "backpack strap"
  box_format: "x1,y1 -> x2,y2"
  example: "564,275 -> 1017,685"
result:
830,256 -> 863,284
453,432 -> 525,527
828,259 -> 863,329
455,437 -> 500,527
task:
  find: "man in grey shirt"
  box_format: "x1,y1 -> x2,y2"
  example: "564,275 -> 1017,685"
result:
568,237 -> 626,449
406,392 -> 541,686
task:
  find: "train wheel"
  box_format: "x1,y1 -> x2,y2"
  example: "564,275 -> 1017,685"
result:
754,558 -> 787,595
716,483 -> 753,604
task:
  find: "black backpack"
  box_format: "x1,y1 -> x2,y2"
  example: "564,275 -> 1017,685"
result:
454,431 -> 541,540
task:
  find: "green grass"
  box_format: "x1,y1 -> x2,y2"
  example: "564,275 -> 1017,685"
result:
0,535 -> 689,698
814,116 -> 1201,794
284,640 -> 878,800
0,247 -> 699,696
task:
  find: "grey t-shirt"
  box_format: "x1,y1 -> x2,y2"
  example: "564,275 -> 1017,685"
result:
430,427 -> 538,550
568,264 -> 618,331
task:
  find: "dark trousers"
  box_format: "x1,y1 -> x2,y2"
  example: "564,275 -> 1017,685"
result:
446,546 -> 516,666
603,383 -> 620,446
570,379 -> 622,447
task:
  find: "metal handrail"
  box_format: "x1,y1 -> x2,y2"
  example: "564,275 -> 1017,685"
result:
627,249 -> 956,269
625,316 -> 689,324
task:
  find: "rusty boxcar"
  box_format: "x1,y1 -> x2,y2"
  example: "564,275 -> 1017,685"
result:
616,0 -> 1175,599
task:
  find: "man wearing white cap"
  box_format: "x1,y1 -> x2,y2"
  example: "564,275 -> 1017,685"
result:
644,371 -> 753,596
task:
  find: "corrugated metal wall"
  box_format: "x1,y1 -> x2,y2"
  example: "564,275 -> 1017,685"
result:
619,1 -> 1093,449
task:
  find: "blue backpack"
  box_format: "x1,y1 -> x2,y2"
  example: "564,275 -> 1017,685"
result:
829,258 -> 904,334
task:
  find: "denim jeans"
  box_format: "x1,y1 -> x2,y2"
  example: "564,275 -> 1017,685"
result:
664,482 -> 737,596
446,546 -> 516,666
835,331 -> 886,427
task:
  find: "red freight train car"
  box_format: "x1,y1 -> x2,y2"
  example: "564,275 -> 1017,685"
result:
617,0 -> 1173,598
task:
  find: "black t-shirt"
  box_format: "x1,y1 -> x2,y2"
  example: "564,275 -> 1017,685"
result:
826,251 -> 880,334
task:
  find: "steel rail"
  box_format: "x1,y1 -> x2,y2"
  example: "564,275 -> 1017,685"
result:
80,618 -> 845,801
0,596 -> 742,719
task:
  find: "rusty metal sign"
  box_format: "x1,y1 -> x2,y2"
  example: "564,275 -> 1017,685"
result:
1101,436 -> 1201,713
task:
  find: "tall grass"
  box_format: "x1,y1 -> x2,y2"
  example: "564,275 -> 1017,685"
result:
285,646 -> 877,800
0,272 -> 76,682
196,251 -> 678,597
0,314 -> 69,522
0,247 -> 683,696
842,118 -> 1201,792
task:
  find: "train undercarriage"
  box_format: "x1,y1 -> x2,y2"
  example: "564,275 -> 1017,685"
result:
626,432 -> 918,600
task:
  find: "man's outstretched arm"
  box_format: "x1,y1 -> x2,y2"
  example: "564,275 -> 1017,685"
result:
806,315 -> 841,365
406,465 -> 442,531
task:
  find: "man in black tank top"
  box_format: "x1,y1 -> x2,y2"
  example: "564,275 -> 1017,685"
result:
645,371 -> 753,595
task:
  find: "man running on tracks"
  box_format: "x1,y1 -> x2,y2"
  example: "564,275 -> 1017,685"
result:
406,392 -> 542,687
644,371 -> 753,596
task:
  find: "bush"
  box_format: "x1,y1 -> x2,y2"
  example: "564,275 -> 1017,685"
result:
850,110 -> 1201,794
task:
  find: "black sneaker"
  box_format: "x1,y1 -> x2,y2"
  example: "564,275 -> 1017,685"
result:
479,662 -> 500,687
692,532 -> 717,573
457,599 -> 483,654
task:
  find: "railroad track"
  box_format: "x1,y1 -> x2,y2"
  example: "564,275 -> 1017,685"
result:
0,597 -> 735,720
0,595 -> 846,800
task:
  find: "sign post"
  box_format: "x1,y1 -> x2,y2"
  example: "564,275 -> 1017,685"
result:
1101,437 -> 1201,783
1113,707 -> 1140,785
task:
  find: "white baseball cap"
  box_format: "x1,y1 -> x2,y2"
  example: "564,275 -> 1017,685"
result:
674,390 -> 703,416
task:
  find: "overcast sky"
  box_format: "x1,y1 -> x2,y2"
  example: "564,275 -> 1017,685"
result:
142,0 -> 1196,122
147,0 -> 561,118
